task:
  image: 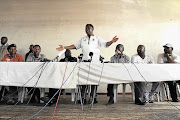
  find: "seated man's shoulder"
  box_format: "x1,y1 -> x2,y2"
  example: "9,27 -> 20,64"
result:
158,53 -> 164,57
131,54 -> 139,58
40,54 -> 45,58
28,53 -> 34,57
16,53 -> 23,57
124,54 -> 130,57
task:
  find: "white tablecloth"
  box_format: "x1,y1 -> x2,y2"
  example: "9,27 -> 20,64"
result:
0,62 -> 77,89
0,62 -> 180,87
77,63 -> 180,85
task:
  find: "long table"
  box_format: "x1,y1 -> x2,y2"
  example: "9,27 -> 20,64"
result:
0,62 -> 180,88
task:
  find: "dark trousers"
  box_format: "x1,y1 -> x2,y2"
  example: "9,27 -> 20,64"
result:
80,85 -> 97,100
134,82 -> 148,103
166,81 -> 180,100
27,87 -> 40,101
48,88 -> 64,100
107,84 -> 114,98
0,86 -> 8,100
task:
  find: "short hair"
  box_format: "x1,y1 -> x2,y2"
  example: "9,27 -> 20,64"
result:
7,44 -> 16,51
30,44 -> 34,47
34,45 -> 41,49
86,24 -> 94,30
116,44 -> 124,50
1,36 -> 8,40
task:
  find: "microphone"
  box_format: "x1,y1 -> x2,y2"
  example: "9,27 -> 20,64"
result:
78,54 -> 83,61
89,52 -> 93,57
89,52 -> 93,62
99,55 -> 104,63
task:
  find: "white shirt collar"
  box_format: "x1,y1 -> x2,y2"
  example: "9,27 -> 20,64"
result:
1,43 -> 7,47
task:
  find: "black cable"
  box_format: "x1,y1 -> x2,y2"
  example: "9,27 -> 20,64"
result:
84,62 -> 105,120
77,61 -> 92,120
71,61 -> 82,120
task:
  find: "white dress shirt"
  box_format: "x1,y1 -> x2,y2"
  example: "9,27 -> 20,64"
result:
131,54 -> 154,64
74,35 -> 107,63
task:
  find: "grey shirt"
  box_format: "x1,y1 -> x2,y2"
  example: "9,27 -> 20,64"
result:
110,54 -> 130,63
26,53 -> 46,62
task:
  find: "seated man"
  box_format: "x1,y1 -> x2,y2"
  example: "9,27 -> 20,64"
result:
59,49 -> 77,62
106,44 -> 130,105
25,44 -> 34,61
26,45 -> 47,103
0,36 -> 9,61
131,45 -> 159,105
2,44 -> 24,104
157,43 -> 180,102
0,37 -> 9,100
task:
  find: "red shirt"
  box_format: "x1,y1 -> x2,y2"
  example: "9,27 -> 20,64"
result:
2,54 -> 24,62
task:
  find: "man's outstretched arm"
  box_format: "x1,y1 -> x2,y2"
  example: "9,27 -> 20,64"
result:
106,36 -> 119,47
56,45 -> 76,51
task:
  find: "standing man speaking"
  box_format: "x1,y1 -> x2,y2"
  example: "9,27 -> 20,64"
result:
56,24 -> 118,104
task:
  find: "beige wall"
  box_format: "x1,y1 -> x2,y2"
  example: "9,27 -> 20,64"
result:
1,0 -> 180,93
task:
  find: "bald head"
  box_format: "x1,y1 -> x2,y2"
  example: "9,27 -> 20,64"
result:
137,45 -> 145,57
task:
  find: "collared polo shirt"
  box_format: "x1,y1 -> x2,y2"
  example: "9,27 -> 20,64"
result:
74,35 -> 107,63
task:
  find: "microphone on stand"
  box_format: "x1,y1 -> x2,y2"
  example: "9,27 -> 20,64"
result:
99,55 -> 104,63
89,52 -> 93,62
78,54 -> 83,62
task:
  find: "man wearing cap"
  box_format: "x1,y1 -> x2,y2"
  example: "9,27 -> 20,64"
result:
1,44 -> 24,104
157,43 -> 180,102
106,44 -> 130,105
0,37 -> 9,61
2,44 -> 24,62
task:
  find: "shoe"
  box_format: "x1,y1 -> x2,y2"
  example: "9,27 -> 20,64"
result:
7,98 -> 15,105
47,101 -> 54,106
149,100 -> 154,103
136,101 -> 146,105
106,98 -> 114,105
40,97 -> 50,103
94,98 -> 98,104
172,99 -> 179,102
135,99 -> 146,105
